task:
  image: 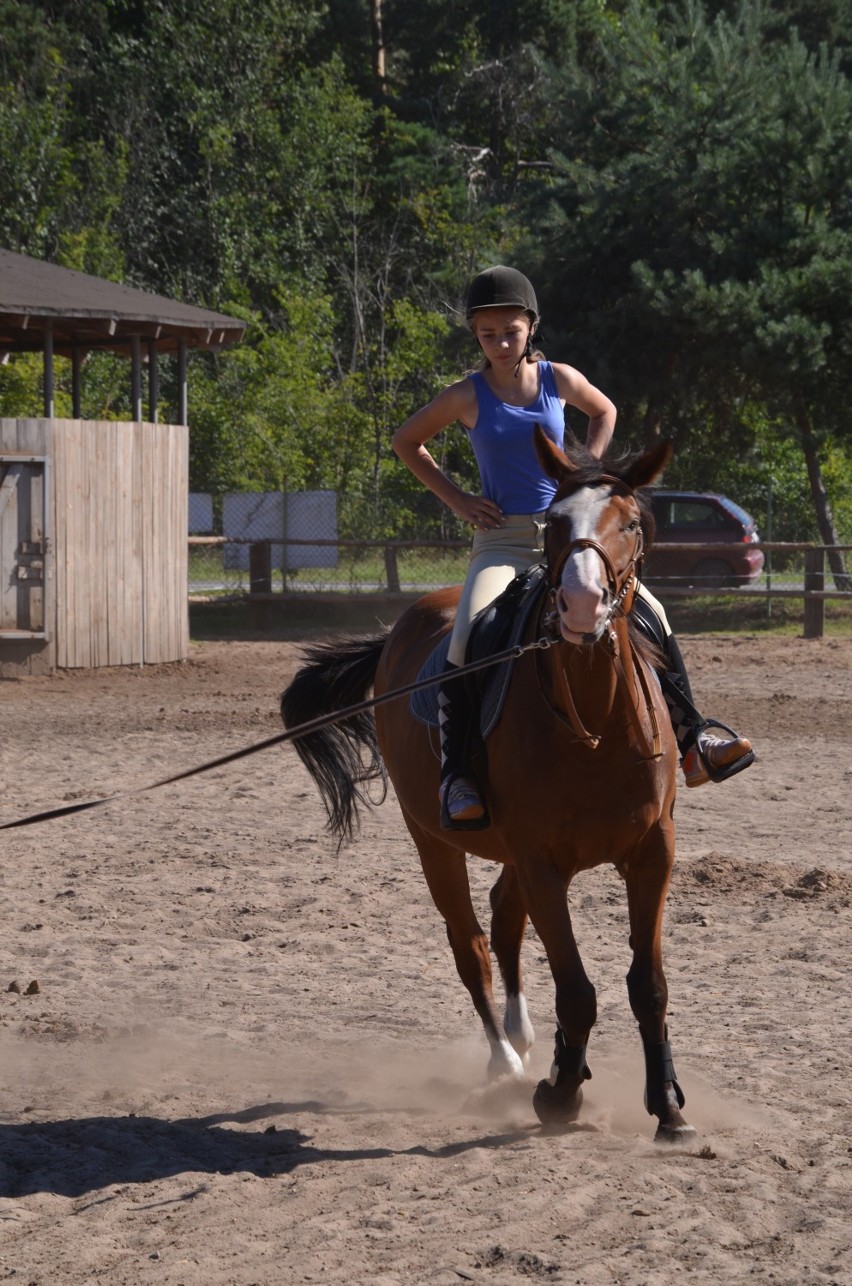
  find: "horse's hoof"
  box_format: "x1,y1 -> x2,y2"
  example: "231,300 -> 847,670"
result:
654,1121 -> 698,1145
532,1077 -> 584,1127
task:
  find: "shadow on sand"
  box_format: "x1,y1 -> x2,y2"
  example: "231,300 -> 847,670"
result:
0,1100 -> 539,1200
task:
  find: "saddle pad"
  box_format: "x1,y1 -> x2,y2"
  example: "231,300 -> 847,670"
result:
409,565 -> 548,739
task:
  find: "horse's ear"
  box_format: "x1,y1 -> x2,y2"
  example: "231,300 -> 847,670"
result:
534,423 -> 578,483
623,441 -> 672,491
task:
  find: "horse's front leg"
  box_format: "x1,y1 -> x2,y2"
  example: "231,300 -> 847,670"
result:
489,864 -> 535,1066
623,835 -> 696,1142
404,814 -> 525,1081
514,858 -> 596,1126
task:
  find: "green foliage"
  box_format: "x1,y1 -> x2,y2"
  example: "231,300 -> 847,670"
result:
0,76 -> 75,258
1,0 -> 850,555
528,0 -> 852,563
186,288 -> 465,539
0,352 -> 43,415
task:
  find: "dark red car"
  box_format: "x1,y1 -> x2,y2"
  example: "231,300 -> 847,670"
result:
643,490 -> 765,588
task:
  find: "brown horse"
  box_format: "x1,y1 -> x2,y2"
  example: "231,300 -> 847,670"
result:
281,432 -> 695,1141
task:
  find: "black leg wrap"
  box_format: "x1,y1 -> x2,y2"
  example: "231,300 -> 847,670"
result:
552,1027 -> 592,1085
641,1028 -> 685,1117
533,1028 -> 593,1126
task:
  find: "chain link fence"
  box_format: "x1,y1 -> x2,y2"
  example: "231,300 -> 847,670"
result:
188,535 -> 471,594
188,489 -> 469,594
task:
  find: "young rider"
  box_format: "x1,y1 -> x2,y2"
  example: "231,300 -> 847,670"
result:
392,266 -> 754,828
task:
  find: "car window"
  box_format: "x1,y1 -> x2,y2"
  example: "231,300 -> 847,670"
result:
650,493 -> 754,534
668,501 -> 728,529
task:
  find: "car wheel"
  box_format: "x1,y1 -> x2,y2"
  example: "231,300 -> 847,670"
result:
690,558 -> 735,589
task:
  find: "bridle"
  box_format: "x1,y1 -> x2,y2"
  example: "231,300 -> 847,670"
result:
545,475 -> 646,632
540,475 -> 661,758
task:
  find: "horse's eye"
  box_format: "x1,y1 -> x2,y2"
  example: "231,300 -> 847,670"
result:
626,518 -> 640,532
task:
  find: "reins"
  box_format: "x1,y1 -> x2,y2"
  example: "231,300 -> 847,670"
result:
3,479 -> 659,832
0,632 -> 558,831
540,594 -> 662,761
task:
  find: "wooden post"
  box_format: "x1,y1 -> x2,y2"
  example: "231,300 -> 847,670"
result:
43,323 -> 54,417
249,541 -> 272,594
71,345 -> 82,418
131,335 -> 142,420
177,340 -> 188,425
384,543 -> 401,593
148,341 -> 159,422
803,547 -> 825,639
249,540 -> 273,631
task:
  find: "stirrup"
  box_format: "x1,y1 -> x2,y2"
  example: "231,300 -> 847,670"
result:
439,774 -> 490,831
682,720 -> 755,787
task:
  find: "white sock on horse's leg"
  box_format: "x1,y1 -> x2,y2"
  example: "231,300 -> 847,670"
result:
486,1033 -> 526,1080
504,993 -> 535,1064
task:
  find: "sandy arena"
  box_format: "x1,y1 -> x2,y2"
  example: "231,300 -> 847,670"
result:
1,627 -> 850,1284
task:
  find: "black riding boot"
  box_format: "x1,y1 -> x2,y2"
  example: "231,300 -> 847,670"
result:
632,598 -> 755,787
437,661 -> 488,830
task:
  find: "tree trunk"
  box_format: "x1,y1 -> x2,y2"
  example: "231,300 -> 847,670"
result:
795,404 -> 851,592
370,0 -> 386,99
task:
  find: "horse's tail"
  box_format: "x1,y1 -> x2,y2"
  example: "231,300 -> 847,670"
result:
280,633 -> 390,842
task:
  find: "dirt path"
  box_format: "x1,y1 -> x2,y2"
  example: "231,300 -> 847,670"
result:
1,631 -> 850,1284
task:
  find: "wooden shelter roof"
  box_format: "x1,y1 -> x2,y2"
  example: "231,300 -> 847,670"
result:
0,248 -> 246,358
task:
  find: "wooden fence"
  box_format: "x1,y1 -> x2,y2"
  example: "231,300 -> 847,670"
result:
640,542 -> 852,638
189,537 -> 852,639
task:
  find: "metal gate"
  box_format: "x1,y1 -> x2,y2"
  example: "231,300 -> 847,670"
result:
0,455 -> 48,639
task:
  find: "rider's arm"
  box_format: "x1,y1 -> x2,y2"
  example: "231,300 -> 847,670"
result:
552,364 -> 617,459
392,381 -> 504,528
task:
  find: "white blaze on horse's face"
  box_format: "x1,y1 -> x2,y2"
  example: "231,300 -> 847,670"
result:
550,484 -> 635,645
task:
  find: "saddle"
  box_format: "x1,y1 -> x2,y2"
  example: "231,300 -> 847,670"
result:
409,564 -> 548,737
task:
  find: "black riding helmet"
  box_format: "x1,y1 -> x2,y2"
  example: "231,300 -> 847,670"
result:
465,265 -> 539,322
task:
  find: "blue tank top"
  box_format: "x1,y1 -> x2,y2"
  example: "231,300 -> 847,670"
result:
467,361 -> 566,513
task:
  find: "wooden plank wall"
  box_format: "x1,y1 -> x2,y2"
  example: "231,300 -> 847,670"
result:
55,418 -> 188,668
0,418 -> 188,672
142,421 -> 189,664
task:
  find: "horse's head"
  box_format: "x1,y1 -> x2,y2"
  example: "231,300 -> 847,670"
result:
535,427 -> 672,645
